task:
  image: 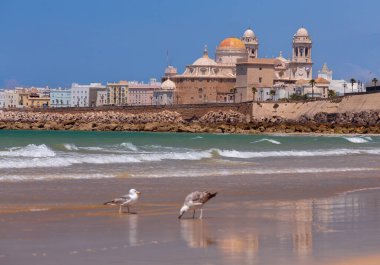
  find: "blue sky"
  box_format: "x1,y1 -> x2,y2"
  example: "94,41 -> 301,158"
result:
0,0 -> 379,88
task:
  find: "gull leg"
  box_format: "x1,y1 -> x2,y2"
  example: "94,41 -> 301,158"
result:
199,208 -> 203,219
193,210 -> 195,219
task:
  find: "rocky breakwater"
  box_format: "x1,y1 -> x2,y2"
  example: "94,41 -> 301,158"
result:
1,109 -> 380,134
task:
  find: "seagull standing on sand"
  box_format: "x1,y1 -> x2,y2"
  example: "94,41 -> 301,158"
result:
178,191 -> 217,219
104,189 -> 141,214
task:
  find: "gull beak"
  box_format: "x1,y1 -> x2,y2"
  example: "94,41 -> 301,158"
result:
136,191 -> 142,195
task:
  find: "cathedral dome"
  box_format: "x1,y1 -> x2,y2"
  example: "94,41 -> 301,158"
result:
193,56 -> 217,66
295,27 -> 309,37
243,28 -> 255,38
218,37 -> 246,50
161,78 -> 176,90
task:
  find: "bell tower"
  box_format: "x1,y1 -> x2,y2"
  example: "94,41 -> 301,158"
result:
242,28 -> 259,58
292,27 -> 313,80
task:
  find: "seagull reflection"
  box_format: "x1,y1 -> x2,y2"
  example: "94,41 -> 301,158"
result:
180,219 -> 215,248
128,215 -> 139,246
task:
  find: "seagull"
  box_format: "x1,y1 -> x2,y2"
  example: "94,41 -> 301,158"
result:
178,191 -> 217,219
104,189 -> 141,214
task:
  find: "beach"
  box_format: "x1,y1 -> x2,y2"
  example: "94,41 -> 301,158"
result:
1,131 -> 380,264
1,176 -> 380,265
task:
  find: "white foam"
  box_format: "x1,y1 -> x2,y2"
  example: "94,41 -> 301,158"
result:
63,144 -> 79,151
343,137 -> 369,143
0,150 -> 213,169
192,136 -> 204,140
0,173 -> 115,182
251,138 -> 281,145
215,148 -> 380,159
135,167 -> 377,178
120,142 -> 138,151
0,144 -> 56,158
341,187 -> 380,195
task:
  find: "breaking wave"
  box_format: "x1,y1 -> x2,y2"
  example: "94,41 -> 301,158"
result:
0,144 -> 56,158
120,142 -> 138,151
215,148 -> 380,159
0,150 -> 213,169
63,143 -> 79,151
251,138 -> 281,145
343,137 -> 370,144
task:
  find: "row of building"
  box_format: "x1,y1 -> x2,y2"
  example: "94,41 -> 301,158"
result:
0,26 -> 372,109
0,78 -> 176,109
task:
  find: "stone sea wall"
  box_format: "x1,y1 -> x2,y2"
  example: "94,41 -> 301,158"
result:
1,108 -> 380,134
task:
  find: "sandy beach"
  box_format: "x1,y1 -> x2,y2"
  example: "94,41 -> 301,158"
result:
1,173 -> 380,265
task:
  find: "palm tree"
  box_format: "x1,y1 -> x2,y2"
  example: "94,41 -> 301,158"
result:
309,79 -> 316,98
251,86 -> 257,101
350,78 -> 356,92
372,77 -> 378,87
269,89 -> 276,101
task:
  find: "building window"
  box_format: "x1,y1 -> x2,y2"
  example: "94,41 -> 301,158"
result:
259,68 -> 262,70
259,77 -> 262,83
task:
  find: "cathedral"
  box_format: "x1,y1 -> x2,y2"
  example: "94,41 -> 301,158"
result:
164,27 -> 314,104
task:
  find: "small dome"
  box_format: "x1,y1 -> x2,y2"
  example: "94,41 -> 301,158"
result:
161,78 -> 176,90
295,27 -> 309,37
218,37 -> 246,50
243,28 -> 255,38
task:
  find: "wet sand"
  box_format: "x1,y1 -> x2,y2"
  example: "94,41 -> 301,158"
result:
1,173 -> 380,265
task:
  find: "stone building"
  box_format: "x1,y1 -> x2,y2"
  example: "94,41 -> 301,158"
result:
71,83 -> 105,107
167,44 -> 240,104
235,27 -> 314,102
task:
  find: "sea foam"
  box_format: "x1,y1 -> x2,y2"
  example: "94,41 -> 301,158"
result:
215,148 -> 380,159
0,144 -> 56,158
63,144 -> 79,151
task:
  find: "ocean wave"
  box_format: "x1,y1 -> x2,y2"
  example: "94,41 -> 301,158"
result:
120,142 -> 138,151
0,144 -> 56,158
251,138 -> 281,145
0,150 -> 213,169
215,148 -> 380,159
192,136 -> 204,140
343,137 -> 370,144
63,143 -> 79,151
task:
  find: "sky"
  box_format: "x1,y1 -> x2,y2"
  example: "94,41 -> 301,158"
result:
0,0 -> 379,88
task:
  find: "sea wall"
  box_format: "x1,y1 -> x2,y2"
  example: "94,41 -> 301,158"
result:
252,93 -> 380,120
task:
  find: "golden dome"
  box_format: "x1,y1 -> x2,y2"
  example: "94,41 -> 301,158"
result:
218,37 -> 246,50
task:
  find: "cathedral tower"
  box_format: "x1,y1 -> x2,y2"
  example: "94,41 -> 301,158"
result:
242,28 -> 259,58
291,27 -> 313,80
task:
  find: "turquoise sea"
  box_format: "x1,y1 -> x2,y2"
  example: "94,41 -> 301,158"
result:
1,130 -> 380,181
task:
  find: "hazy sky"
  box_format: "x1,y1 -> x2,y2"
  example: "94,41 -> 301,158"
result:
0,0 -> 379,88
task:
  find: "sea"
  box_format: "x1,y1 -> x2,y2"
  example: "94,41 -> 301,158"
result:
1,130 -> 380,182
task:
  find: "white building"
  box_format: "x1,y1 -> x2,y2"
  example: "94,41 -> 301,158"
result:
96,90 -> 107,107
1,90 -> 19,108
50,88 -> 71,108
0,90 -> 5,108
71,83 -> 104,107
153,78 -> 175,105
